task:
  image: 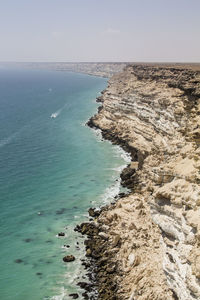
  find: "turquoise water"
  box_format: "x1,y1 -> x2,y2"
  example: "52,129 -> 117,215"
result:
0,67 -> 128,300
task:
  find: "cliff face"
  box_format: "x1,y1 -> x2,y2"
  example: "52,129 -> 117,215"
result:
89,65 -> 200,300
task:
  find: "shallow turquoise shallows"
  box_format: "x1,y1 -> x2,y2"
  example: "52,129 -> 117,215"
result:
0,67 -> 128,300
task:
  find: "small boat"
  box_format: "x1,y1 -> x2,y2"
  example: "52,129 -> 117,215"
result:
51,113 -> 57,119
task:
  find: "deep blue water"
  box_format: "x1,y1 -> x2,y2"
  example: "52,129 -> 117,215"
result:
0,67 -> 128,300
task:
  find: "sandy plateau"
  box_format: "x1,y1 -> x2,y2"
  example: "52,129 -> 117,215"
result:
78,64 -> 200,300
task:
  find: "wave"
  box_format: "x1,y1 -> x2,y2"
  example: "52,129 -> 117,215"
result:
49,122 -> 131,300
0,135 -> 15,148
50,287 -> 66,300
0,129 -> 22,149
100,180 -> 121,204
102,143 -> 131,204
106,164 -> 127,172
113,145 -> 131,163
87,125 -> 131,162
50,221 -> 92,300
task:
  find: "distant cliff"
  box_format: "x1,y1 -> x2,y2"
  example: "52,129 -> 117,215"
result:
87,64 -> 200,300
10,62 -> 127,78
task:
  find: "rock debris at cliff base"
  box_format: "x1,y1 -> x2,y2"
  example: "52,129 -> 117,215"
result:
81,64 -> 200,300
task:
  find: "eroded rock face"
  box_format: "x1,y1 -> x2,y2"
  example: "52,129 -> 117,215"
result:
88,65 -> 200,299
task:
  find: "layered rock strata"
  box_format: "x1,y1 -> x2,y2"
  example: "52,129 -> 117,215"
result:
84,65 -> 200,300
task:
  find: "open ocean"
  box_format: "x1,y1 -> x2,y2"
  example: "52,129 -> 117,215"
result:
0,66 -> 129,300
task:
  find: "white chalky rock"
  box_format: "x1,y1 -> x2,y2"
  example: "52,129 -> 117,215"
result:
128,253 -> 135,266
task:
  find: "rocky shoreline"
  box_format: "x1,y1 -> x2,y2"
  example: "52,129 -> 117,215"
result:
73,64 -> 200,300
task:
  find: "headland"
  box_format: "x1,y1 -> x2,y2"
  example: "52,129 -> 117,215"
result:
76,63 -> 200,300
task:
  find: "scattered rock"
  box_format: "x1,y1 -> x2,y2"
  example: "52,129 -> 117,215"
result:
58,232 -> 65,237
98,232 -> 109,240
86,248 -> 92,257
69,293 -> 79,299
82,292 -> 89,299
128,253 -> 135,266
63,255 -> 75,262
77,282 -> 92,292
133,255 -> 141,267
112,234 -> 121,247
88,207 -> 100,218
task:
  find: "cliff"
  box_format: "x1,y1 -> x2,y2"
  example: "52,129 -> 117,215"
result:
11,62 -> 127,78
84,64 -> 200,300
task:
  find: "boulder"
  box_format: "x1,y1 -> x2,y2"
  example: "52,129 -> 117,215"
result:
88,207 -> 100,218
112,234 -> 121,247
69,293 -> 79,299
58,232 -> 65,237
63,255 -> 75,262
99,232 -> 109,240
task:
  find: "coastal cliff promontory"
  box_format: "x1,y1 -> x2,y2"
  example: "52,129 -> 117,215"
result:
85,64 -> 200,300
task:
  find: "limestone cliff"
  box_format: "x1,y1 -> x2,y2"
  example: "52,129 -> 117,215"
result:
88,64 -> 200,300
12,62 -> 127,78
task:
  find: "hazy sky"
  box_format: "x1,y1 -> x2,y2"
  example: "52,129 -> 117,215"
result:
0,0 -> 199,62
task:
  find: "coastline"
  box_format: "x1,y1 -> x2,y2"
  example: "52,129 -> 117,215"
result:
75,114 -> 169,300
75,64 -> 200,300
2,62 -> 127,79
0,67 -> 126,300
72,94 -> 134,300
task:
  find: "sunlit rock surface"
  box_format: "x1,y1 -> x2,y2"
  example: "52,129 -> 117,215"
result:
89,64 -> 200,300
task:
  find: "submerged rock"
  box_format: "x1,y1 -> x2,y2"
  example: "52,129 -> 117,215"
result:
56,208 -> 67,215
23,238 -> 33,243
14,259 -> 23,264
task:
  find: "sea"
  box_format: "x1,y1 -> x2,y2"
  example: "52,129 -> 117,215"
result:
0,66 -> 130,300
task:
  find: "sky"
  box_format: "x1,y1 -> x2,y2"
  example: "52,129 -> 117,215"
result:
0,0 -> 199,62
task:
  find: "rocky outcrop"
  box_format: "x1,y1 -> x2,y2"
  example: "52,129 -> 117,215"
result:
63,255 -> 75,262
86,64 -> 200,299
